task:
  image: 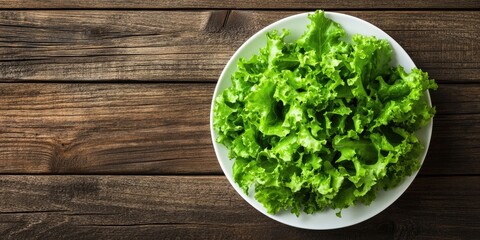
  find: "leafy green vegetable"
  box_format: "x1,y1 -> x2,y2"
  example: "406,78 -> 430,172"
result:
213,10 -> 437,216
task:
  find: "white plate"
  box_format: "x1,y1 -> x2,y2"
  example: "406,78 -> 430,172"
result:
210,11 -> 433,230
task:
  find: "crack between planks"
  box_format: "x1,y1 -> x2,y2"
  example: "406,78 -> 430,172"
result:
0,173 -> 226,176
221,10 -> 232,29
435,112 -> 480,116
0,210 -> 69,215
78,222 -> 239,228
0,80 -> 218,84
0,8 -> 477,11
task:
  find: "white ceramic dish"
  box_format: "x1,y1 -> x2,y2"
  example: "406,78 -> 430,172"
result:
210,11 -> 432,230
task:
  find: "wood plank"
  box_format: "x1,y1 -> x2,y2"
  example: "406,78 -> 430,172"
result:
0,83 -> 478,175
0,175 -> 478,239
0,0 -> 478,9
423,114 -> 480,175
430,84 -> 480,114
0,11 -> 478,82
0,83 -> 215,174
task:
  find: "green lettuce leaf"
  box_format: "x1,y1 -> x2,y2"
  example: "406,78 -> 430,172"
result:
213,10 -> 437,216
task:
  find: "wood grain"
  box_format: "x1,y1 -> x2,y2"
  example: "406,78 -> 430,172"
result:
0,11 -> 478,82
0,4 -> 477,239
0,83 -> 215,174
0,175 -> 478,239
0,0 -> 478,9
430,84 -> 480,114
0,83 -> 477,175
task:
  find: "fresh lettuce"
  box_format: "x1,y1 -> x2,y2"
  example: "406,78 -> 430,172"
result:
213,10 -> 437,216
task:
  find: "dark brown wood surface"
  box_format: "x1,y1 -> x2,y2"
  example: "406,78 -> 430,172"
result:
0,176 -> 479,239
1,1 -> 479,9
0,2 -> 478,239
0,11 -> 478,82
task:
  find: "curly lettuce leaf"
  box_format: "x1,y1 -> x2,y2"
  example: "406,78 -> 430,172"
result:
213,10 -> 437,216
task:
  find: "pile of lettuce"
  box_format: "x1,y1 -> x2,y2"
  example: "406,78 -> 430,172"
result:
213,10 -> 437,216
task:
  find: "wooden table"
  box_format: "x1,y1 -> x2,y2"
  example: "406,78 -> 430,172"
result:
0,1 -> 479,239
